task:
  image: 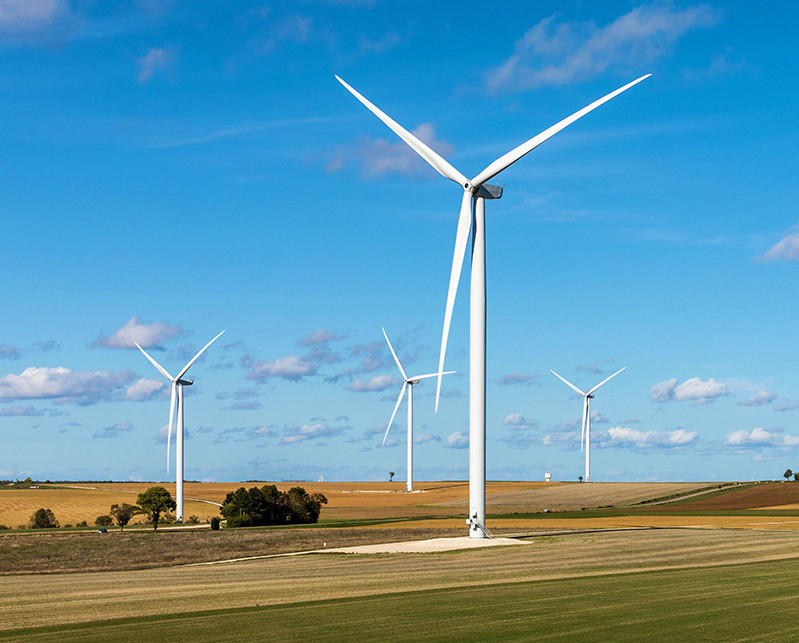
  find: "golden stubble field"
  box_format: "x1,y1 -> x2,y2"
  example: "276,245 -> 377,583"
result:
3,528 -> 799,631
0,480 -> 774,526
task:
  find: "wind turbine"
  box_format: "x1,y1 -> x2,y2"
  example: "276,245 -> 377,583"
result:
135,330 -> 225,522
337,73 -> 649,537
550,367 -> 626,482
381,327 -> 453,492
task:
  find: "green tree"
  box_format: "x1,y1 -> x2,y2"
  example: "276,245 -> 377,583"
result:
784,469 -> 793,481
29,508 -> 59,529
210,516 -> 221,530
95,515 -> 113,527
110,503 -> 141,531
137,486 -> 176,530
389,471 -> 395,482
220,485 -> 327,527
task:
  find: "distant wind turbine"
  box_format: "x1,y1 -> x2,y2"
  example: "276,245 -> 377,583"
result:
550,367 -> 626,482
135,330 -> 225,522
381,327 -> 453,492
337,73 -> 649,537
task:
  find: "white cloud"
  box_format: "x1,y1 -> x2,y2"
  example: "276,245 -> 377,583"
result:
445,431 -> 469,449
724,427 -> 799,448
503,413 -> 537,429
124,378 -> 165,402
414,434 -> 442,445
739,391 -> 777,407
650,376 -> 727,404
607,426 -> 697,448
486,4 -> 719,92
93,316 -> 183,350
760,229 -> 799,262
327,123 -> 455,179
92,421 -> 134,439
0,404 -> 44,417
0,366 -> 136,405
137,47 -> 176,84
282,422 -> 347,444
247,355 -> 317,381
347,374 -> 397,392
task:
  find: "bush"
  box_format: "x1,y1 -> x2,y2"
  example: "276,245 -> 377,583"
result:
220,485 -> 327,528
210,516 -> 220,530
0,524 -> 10,530
186,515 -> 200,525
77,520 -> 87,527
29,508 -> 59,529
95,515 -> 113,527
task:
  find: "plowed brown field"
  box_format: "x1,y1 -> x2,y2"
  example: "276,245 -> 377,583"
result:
663,481 -> 799,511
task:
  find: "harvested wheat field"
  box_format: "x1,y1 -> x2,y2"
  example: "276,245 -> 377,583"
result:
0,487 -> 217,528
2,528 -> 799,633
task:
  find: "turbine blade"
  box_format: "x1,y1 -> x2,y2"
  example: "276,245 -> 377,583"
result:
412,371 -> 455,381
135,342 -> 174,381
435,189 -> 474,412
550,369 -> 587,397
381,327 -> 407,381
167,382 -> 176,475
335,75 -> 467,186
382,383 -> 407,446
176,330 -> 226,381
587,366 -> 627,396
471,75 -> 651,187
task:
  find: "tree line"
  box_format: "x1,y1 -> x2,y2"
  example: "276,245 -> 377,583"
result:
220,485 -> 327,527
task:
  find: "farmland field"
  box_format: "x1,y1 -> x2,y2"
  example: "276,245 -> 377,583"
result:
3,480 -> 799,640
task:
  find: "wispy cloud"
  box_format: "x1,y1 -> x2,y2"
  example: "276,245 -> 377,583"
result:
759,226 -> 799,262
137,46 -> 176,84
246,355 -> 318,382
92,421 -> 134,439
725,427 -> 799,448
298,328 -> 347,347
498,372 -> 539,386
93,316 -> 183,350
738,391 -> 777,407
327,123 -> 455,179
486,3 -> 719,92
347,374 -> 397,392
0,344 -> 20,360
282,421 -> 348,444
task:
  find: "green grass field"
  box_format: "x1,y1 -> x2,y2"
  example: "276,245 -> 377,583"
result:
4,556 -> 798,641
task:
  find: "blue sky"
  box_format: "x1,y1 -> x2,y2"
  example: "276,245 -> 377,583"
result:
2,0 -> 799,483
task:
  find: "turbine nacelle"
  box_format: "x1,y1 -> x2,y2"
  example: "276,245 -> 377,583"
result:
177,379 -> 193,386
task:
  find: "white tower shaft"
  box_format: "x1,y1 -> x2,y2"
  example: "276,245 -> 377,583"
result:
176,384 -> 184,522
469,196 -> 487,538
585,398 -> 591,482
407,383 -> 413,492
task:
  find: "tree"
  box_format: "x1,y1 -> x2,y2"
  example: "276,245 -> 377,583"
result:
784,469 -> 793,481
220,485 -> 328,527
578,476 -> 584,483
29,508 -> 59,529
137,486 -> 176,530
389,471 -> 395,482
794,472 -> 799,482
110,503 -> 141,531
95,515 -> 113,527
210,516 -> 221,530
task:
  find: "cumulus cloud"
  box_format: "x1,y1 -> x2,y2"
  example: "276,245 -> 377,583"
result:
486,4 -> 719,92
501,413 -> 540,449
606,426 -> 697,448
93,316 -> 183,350
724,427 -> 799,448
347,374 -> 397,392
137,47 -> 176,83
0,366 -> 136,405
214,425 -> 273,444
650,377 -> 727,404
739,391 -> 777,407
0,344 -> 20,360
760,228 -> 799,262
92,421 -> 134,439
503,413 -> 538,429
498,372 -> 539,386
247,355 -> 317,382
124,378 -> 165,402
327,123 -> 455,179
445,431 -> 469,449
282,422 -> 348,444
414,433 -> 442,445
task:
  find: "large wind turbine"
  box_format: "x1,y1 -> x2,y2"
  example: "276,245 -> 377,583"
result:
337,73 -> 649,537
135,330 -> 225,522
381,327 -> 454,492
550,367 -> 626,482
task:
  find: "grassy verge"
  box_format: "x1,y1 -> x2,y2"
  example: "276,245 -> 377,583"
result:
4,556 -> 799,641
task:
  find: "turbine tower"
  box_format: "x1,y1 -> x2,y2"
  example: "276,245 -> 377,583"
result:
381,327 -> 454,492
550,367 -> 626,482
337,74 -> 649,537
135,330 -> 225,522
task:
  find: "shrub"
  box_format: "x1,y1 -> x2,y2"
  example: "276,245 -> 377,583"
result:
95,515 -> 113,527
29,508 -> 59,529
77,520 -> 87,527
0,524 -> 10,530
186,515 -> 200,525
210,516 -> 220,530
